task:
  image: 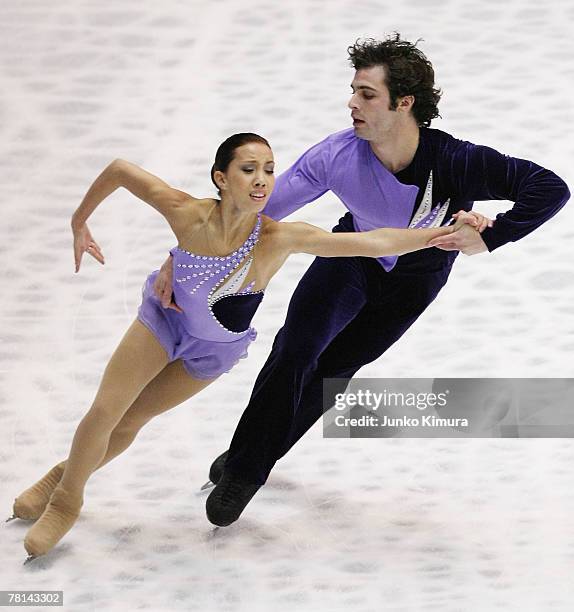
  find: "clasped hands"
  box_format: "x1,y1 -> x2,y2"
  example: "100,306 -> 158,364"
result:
430,209 -> 492,255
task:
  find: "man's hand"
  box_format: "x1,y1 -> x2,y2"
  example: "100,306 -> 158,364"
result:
452,210 -> 493,233
153,254 -> 183,312
427,210 -> 492,255
428,224 -> 488,255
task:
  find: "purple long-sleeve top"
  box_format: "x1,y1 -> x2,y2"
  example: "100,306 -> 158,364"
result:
263,127 -> 570,272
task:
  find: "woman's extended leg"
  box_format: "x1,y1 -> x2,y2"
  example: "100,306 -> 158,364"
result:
90,357 -> 217,468
57,319 -> 170,496
62,355 -> 216,474
23,319 -> 174,558
12,354 -> 216,521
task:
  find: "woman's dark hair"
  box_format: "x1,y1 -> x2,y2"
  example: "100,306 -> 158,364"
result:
211,133 -> 271,196
347,33 -> 442,127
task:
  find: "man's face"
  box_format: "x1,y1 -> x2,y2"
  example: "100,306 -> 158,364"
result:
347,65 -> 399,140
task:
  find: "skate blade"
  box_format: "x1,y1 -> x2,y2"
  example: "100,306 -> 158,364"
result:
23,554 -> 38,566
200,480 -> 214,491
5,515 -> 17,522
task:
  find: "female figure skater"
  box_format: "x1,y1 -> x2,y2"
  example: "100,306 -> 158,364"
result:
8,132 -> 489,563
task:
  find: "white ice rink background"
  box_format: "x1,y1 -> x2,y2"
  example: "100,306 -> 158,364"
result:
1,0 -> 573,610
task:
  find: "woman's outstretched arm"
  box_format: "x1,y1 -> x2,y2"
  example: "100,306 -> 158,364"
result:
71,159 -> 192,230
282,211 -> 490,258
71,159 -> 194,272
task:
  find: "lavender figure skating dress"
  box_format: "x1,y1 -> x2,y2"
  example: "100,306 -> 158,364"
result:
137,213 -> 264,379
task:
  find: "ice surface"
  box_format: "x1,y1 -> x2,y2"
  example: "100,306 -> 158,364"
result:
1,0 -> 573,610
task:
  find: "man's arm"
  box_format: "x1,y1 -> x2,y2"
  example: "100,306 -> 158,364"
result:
263,138 -> 331,220
435,139 -> 570,253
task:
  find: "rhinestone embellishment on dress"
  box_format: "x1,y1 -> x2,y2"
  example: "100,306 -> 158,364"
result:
171,214 -> 263,336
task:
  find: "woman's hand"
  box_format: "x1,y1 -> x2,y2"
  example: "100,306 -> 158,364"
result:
451,210 -> 493,233
72,221 -> 105,273
153,255 -> 183,312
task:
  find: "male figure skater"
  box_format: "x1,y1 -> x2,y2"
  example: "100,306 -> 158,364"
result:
154,34 -> 570,526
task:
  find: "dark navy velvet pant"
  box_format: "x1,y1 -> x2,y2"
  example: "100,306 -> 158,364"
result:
225,213 -> 455,484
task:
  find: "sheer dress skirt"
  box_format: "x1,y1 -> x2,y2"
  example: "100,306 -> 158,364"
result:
137,270 -> 258,379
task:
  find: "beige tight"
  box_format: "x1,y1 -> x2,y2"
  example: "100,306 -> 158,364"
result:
57,318 -> 217,497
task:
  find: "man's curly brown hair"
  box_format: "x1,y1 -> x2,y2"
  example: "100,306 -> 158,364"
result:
347,33 -> 442,127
